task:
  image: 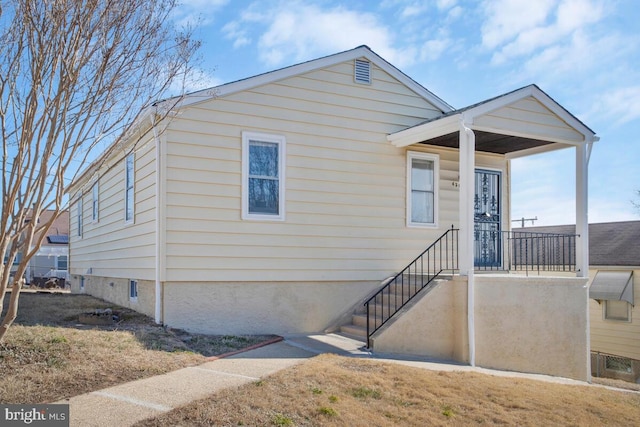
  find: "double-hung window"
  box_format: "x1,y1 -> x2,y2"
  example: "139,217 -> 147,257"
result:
407,151 -> 438,227
242,132 -> 285,220
125,154 -> 135,223
92,181 -> 99,222
77,197 -> 83,237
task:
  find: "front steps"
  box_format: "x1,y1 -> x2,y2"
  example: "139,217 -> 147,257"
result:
339,276 -> 451,343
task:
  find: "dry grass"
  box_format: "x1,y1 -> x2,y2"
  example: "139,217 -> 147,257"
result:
137,353 -> 640,427
0,292 -> 274,404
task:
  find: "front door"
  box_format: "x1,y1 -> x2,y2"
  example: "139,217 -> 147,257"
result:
474,169 -> 502,268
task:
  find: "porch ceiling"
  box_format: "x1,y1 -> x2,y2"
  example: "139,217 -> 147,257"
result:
418,130 -> 554,155
388,85 -> 597,158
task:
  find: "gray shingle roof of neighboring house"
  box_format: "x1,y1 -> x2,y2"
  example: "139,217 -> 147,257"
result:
514,221 -> 640,267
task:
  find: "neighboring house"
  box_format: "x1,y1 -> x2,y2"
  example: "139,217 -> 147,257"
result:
26,210 -> 70,284
67,46 -> 598,381
517,221 -> 640,382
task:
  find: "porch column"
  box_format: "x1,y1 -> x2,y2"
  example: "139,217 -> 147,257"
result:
458,121 -> 475,275
459,119 -> 475,366
575,142 -> 591,277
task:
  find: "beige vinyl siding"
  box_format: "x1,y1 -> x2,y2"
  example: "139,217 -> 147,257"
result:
589,269 -> 640,360
474,97 -> 584,142
162,59 -> 508,282
69,138 -> 157,281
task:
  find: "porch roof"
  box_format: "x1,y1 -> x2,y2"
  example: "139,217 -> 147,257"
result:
388,84 -> 597,158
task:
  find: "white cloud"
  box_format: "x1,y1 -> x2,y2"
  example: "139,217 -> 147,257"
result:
481,0 -> 555,49
589,85 -> 640,127
222,21 -> 251,48
401,3 -> 428,18
419,38 -> 452,61
172,0 -> 229,28
481,0 -> 604,65
437,0 -> 457,10
222,1 -> 418,68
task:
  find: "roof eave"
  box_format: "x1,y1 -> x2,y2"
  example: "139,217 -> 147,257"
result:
387,84 -> 598,152
388,114 -> 461,147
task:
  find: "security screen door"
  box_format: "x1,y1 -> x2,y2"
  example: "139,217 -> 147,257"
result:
474,169 -> 501,268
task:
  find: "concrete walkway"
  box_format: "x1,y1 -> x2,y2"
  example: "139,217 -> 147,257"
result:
58,333 -> 635,426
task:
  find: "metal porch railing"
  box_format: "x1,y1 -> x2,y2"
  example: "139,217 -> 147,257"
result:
364,226 -> 459,348
475,230 -> 578,274
363,228 -> 578,348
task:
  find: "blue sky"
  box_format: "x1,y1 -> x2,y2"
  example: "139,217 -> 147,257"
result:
170,0 -> 640,226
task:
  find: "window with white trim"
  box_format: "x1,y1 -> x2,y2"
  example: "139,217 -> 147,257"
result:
129,279 -> 138,302
604,300 -> 631,322
92,181 -> 99,222
77,197 -> 83,237
57,256 -> 68,270
407,151 -> 438,227
242,132 -> 286,220
125,154 -> 135,222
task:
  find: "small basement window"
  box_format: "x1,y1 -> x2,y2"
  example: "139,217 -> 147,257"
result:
604,300 -> 631,322
605,355 -> 633,373
129,279 -> 138,302
354,59 -> 371,84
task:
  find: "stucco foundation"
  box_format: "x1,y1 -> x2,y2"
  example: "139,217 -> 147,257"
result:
474,275 -> 590,381
372,277 -> 468,362
162,281 -> 381,335
69,275 -> 155,318
372,274 -> 590,381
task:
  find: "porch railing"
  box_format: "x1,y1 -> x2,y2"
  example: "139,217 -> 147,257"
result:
363,228 -> 577,347
474,230 -> 578,274
365,226 -> 459,348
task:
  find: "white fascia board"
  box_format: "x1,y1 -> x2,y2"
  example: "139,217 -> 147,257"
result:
67,107 -> 156,195
529,86 -> 595,138
168,46 -> 454,113
466,85 -> 595,141
504,142 -> 573,160
463,86 -> 536,119
388,114 -> 460,147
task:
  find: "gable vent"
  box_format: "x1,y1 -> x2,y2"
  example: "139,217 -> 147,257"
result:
354,59 -> 371,84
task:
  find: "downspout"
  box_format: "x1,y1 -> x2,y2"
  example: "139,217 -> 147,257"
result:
460,119 -> 476,367
150,109 -> 162,325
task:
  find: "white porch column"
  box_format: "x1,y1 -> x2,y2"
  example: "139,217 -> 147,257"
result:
458,121 -> 475,275
575,142 -> 590,277
459,119 -> 475,366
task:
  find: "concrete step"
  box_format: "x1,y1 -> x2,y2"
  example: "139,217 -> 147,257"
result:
342,276 -> 453,344
339,323 -> 367,340
352,313 -> 383,328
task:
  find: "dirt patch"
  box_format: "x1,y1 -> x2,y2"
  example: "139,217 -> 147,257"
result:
0,292 -> 276,403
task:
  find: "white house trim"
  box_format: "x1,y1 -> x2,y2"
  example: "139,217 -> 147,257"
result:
387,85 -> 595,152
165,46 -> 454,113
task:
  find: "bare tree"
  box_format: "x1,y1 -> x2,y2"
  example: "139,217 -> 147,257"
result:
0,0 -> 199,341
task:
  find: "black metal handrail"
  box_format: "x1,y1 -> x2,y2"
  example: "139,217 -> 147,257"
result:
474,230 -> 578,274
364,226 -> 459,348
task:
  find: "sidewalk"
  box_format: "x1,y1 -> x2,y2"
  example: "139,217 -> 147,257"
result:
58,339 -> 316,427
59,333 -> 633,426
